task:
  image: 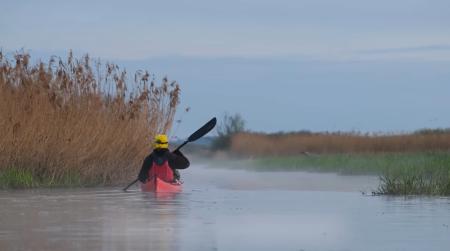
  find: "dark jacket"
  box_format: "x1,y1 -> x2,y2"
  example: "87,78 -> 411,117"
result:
137,149 -> 189,183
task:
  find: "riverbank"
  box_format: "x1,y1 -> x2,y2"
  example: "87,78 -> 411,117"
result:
245,152 -> 450,196
224,131 -> 450,196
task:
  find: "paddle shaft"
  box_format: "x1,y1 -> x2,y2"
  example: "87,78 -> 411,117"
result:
123,178 -> 139,191
173,141 -> 188,152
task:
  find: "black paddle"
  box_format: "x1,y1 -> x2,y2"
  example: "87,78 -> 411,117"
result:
122,117 -> 217,191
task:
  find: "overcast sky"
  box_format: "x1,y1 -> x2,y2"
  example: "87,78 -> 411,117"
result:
2,0 -> 450,136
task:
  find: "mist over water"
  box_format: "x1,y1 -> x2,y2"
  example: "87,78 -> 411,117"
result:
185,164 -> 378,192
1,165 -> 450,251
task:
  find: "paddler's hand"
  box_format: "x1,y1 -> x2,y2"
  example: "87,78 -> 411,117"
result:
173,149 -> 184,156
138,176 -> 147,184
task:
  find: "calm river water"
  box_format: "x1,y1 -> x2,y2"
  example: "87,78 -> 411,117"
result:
1,165 -> 450,251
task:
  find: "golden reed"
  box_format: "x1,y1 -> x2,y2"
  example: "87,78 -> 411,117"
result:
0,51 -> 180,185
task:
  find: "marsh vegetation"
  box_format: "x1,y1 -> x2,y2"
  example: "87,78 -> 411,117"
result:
230,132 -> 450,195
0,51 -> 180,187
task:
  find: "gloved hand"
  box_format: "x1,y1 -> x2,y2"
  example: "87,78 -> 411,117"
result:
138,175 -> 147,184
173,149 -> 184,156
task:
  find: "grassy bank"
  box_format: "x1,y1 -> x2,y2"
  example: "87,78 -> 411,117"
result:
0,51 -> 180,188
248,152 -> 450,195
0,168 -> 88,188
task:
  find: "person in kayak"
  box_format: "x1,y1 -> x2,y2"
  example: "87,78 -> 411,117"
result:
137,134 -> 190,184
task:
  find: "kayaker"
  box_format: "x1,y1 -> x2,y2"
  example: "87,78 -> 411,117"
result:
137,134 -> 190,184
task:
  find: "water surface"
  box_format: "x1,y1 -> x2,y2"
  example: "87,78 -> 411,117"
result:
1,166 -> 449,251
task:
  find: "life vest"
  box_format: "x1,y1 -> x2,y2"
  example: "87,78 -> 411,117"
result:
147,158 -> 174,183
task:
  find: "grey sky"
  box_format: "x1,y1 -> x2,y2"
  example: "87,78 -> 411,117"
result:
2,0 -> 450,136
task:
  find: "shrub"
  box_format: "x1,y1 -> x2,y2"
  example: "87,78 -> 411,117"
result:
212,113 -> 246,150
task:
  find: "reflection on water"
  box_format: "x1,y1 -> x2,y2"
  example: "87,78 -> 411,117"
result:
0,166 -> 450,251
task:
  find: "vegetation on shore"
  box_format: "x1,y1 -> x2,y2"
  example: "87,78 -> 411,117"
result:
228,132 -> 450,196
0,168 -> 86,188
249,152 -> 447,173
246,152 -> 450,196
231,131 -> 450,155
0,51 -> 180,188
212,113 -> 246,150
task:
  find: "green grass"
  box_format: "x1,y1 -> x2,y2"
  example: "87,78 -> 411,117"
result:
248,152 -> 450,195
0,168 -> 97,189
0,169 -> 36,188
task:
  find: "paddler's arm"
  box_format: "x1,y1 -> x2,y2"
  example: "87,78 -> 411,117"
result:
169,150 -> 190,169
137,154 -> 153,183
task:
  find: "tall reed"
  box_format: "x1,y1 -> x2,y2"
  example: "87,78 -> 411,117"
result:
0,51 -> 180,186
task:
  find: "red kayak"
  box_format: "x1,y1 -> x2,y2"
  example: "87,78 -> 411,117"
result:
140,177 -> 182,193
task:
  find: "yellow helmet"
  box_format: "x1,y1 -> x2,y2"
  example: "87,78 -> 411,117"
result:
154,134 -> 169,149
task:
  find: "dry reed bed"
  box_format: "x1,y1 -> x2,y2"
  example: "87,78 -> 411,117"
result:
0,51 -> 180,186
231,132 -> 450,156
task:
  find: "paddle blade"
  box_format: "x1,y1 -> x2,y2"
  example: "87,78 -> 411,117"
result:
187,117 -> 217,142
